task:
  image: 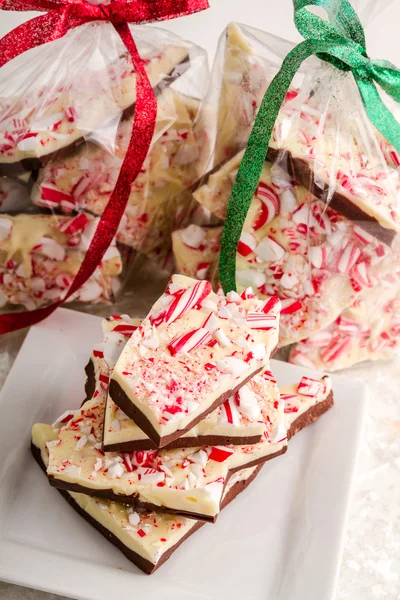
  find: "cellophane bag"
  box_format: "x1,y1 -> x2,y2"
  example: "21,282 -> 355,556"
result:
172,13 -> 400,371
0,22 -> 208,313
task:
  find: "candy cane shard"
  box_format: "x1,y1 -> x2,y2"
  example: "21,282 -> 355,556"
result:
188,153 -> 393,345
31,422 -> 262,574
280,375 -> 333,439
172,224 -> 223,283
0,214 -> 122,309
0,38 -> 191,169
289,271 -> 400,371
109,274 -> 280,448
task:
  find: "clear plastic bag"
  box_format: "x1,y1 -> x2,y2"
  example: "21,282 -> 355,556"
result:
173,18 -> 400,369
0,22 -> 208,312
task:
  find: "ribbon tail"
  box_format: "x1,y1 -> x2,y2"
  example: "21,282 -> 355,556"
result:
218,37 -> 334,294
63,22 -> 157,299
356,77 -> 400,155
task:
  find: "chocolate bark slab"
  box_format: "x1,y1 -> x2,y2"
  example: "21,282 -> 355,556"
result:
267,147 -> 396,246
108,367 -> 263,449
109,275 -> 280,448
32,439 -> 262,574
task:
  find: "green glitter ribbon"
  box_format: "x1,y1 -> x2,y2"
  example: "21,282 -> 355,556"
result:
219,0 -> 400,293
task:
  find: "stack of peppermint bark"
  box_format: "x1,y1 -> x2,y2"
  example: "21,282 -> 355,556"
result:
31,275 -> 333,574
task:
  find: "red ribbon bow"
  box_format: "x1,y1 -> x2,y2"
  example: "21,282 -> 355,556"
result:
0,0 -> 208,333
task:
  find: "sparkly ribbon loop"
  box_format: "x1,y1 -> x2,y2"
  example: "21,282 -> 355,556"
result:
0,0 -> 209,333
219,0 -> 400,294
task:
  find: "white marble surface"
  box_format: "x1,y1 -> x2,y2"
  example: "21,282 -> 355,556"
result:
1,0 -> 400,598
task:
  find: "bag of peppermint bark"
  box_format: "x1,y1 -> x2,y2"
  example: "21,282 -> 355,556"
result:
173,3 -> 400,371
0,22 -> 208,314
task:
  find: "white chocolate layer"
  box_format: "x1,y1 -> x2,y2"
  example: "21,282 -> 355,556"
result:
111,274 -> 280,440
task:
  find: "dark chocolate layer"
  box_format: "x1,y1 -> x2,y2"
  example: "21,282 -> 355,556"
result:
109,366 -> 263,448
103,432 -> 263,452
32,441 -> 261,574
267,148 -> 395,246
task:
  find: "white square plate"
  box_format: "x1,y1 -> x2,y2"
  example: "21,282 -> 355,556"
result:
0,308 -> 366,600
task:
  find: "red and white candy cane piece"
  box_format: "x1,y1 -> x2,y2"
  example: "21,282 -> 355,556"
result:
307,330 -> 333,347
253,182 -> 279,230
337,244 -> 361,274
246,312 -> 277,330
240,287 -> 255,300
136,467 -> 165,485
281,299 -> 302,315
58,213 -> 88,235
222,397 -> 241,426
289,351 -> 317,370
260,295 -> 280,314
349,262 -> 371,289
165,281 -> 212,325
321,337 -> 351,363
297,376 -> 326,398
208,446 -> 234,462
99,373 -> 109,389
72,175 -> 91,201
203,312 -> 219,333
64,107 -> 77,122
237,232 -> 256,257
254,235 -> 286,262
37,183 -> 74,209
309,245 -> 329,269
112,324 -> 139,336
336,316 -> 359,334
168,327 -> 212,356
33,237 -> 65,261
196,262 -> 209,280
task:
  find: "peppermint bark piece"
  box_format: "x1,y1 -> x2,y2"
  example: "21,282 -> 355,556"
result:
172,224 -> 223,282
45,367 -> 286,522
86,314 -> 267,450
267,81 -> 400,245
289,272 -> 400,371
32,423 -> 261,575
110,274 -> 280,447
281,375 -> 333,439
0,214 -> 121,309
192,152 -> 392,345
0,41 -> 190,171
31,91 -> 200,262
212,23 -> 272,166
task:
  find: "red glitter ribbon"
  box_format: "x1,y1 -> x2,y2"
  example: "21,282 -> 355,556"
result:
0,0 -> 209,333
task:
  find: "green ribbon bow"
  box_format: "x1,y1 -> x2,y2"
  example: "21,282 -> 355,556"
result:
219,0 -> 400,294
